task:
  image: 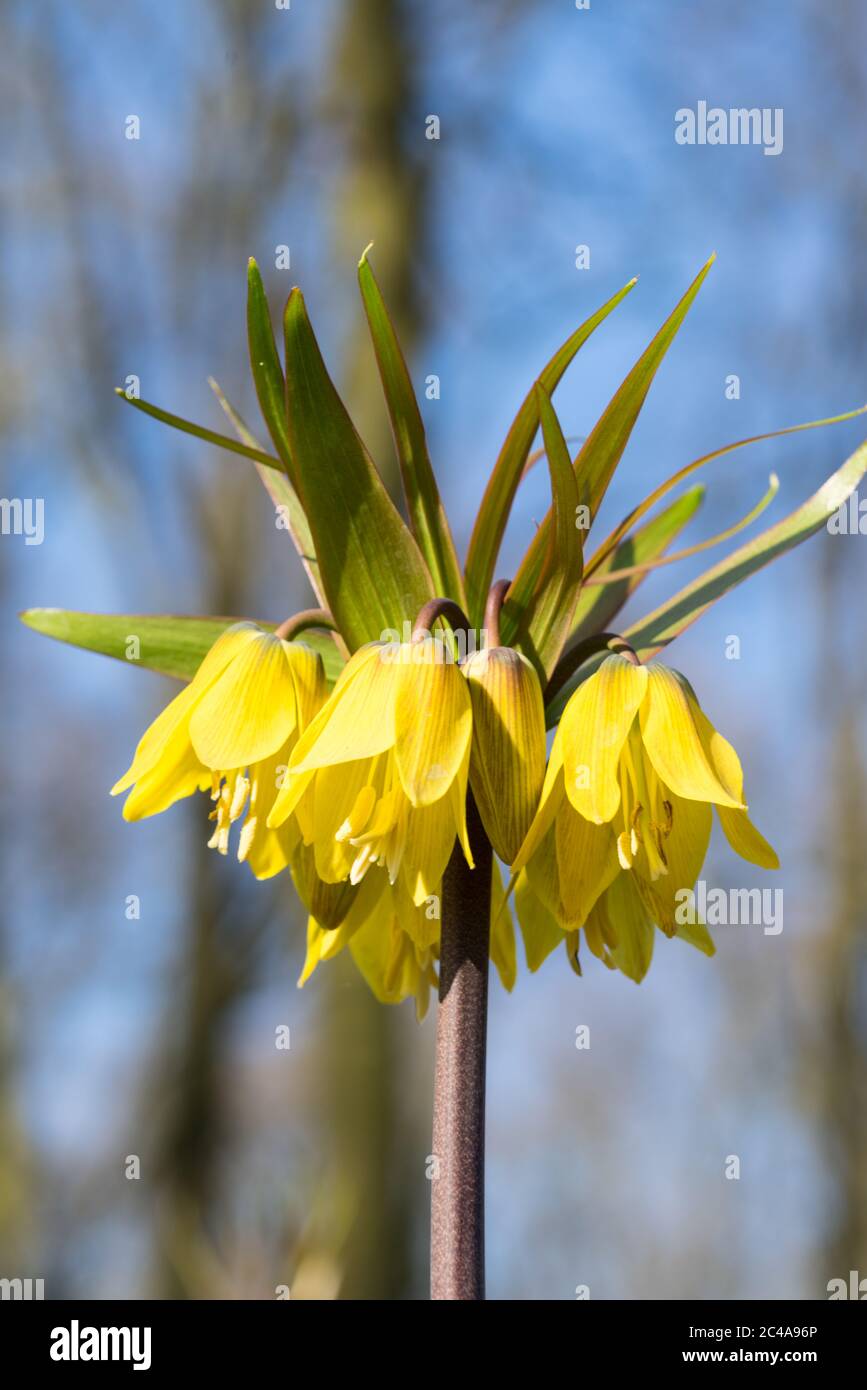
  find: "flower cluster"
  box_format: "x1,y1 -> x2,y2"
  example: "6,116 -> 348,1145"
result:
112,619 -> 776,1005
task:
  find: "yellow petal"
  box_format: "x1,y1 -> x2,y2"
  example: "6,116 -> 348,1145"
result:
121,723 -> 210,820
634,792 -> 712,936
511,737 -> 566,875
514,871 -> 564,972
237,749 -> 300,879
463,646 -> 547,864
490,861 -> 517,991
581,900 -> 616,964
299,874 -> 385,986
288,643 -> 397,773
402,794 -> 461,904
285,640 -> 329,729
685,690 -> 779,869
111,623 -> 258,795
448,742 -> 474,870
596,874 -> 656,983
560,654 -> 648,823
555,805 -> 620,926
289,841 -> 357,926
393,646 -> 472,807
639,665 -> 743,808
312,758 -> 383,884
390,875 -> 440,952
267,765 -> 316,831
685,689 -> 746,801
298,917 -> 325,987
349,896 -> 417,1005
675,915 -> 716,957
716,806 -> 779,869
524,823 -> 560,917
189,631 -> 298,769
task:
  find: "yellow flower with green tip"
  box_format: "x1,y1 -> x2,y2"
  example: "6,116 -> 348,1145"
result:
462,644 -> 547,865
512,652 -> 777,978
268,636 -> 473,904
111,621 -> 327,879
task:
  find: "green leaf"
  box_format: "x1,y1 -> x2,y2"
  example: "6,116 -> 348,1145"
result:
19,610 -> 345,687
115,380 -> 325,609
463,276 -> 638,625
115,390 -> 280,470
283,287 -> 433,649
583,405 -> 867,579
247,258 -> 296,479
208,377 -> 325,608
500,385 -> 583,680
623,436 -> 867,658
569,485 -> 705,644
358,248 -> 466,605
509,256 -> 715,611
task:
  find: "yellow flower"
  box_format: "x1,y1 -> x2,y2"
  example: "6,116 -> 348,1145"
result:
268,636 -> 473,905
111,622 -> 327,878
513,653 -> 777,978
462,645 -> 547,864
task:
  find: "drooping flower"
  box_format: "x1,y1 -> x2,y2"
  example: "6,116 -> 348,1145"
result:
267,635 -> 473,905
462,644 -> 547,864
111,622 -> 327,879
512,652 -> 778,979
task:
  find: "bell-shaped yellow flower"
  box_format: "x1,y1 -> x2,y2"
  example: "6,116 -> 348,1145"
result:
268,636 -> 473,904
462,645 -> 547,864
513,653 -> 777,962
111,622 -> 327,879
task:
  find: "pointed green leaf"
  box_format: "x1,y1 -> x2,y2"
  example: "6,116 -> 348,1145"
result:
500,385 -> 582,679
115,390 -> 280,470
623,437 -> 867,658
569,485 -> 705,644
283,288 -> 433,649
19,610 -> 345,687
247,258 -> 296,479
208,377 -> 325,608
584,405 -> 867,579
464,276 -> 638,624
509,256 -> 715,611
116,381 -> 324,609
358,249 -> 465,605
581,254 -> 715,517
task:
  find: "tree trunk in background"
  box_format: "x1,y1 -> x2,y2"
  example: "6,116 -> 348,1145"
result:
316,0 -> 431,1300
814,715 -> 867,1286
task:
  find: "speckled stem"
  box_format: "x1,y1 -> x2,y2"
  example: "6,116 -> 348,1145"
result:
430,793 -> 491,1301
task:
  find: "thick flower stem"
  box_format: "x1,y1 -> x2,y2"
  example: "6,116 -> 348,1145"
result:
430,794 -> 492,1301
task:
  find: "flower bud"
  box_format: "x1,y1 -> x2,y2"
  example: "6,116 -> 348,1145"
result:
463,646 -> 546,864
